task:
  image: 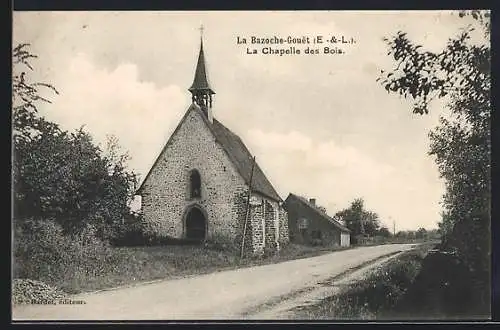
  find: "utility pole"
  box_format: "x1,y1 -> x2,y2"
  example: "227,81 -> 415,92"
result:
393,218 -> 396,236
240,156 -> 256,260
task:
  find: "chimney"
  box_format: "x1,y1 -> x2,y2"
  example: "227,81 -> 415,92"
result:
309,198 -> 316,206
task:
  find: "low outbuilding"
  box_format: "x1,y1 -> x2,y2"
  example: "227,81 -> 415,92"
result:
284,193 -> 350,247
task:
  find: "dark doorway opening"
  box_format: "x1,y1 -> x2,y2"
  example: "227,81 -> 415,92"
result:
185,207 -> 206,242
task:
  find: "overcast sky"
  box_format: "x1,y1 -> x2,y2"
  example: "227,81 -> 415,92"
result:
13,11 -> 484,231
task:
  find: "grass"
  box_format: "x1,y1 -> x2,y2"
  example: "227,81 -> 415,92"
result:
59,245 -> 237,294
36,243 -> 352,295
290,241 -> 490,320
290,242 -> 436,320
13,219 -> 369,304
391,247 -> 491,320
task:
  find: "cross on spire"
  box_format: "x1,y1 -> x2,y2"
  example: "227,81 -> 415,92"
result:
199,24 -> 204,38
189,25 -> 215,111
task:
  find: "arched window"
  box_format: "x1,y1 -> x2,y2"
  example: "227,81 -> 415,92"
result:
190,169 -> 201,198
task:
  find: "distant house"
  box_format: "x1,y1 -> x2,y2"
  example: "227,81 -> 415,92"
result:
284,193 -> 350,247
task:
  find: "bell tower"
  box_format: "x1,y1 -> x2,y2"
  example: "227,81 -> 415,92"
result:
189,25 -> 215,123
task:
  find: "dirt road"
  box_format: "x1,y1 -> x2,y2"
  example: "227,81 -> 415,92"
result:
12,244 -> 415,320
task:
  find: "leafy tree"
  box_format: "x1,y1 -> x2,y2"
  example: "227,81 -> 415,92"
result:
15,128 -> 137,238
377,10 -> 490,308
395,231 -> 405,238
377,226 -> 392,238
317,205 -> 327,213
12,43 -> 60,144
336,198 -> 381,238
363,211 -> 381,235
12,43 -> 138,240
427,228 -> 441,240
395,230 -> 417,241
415,227 -> 428,239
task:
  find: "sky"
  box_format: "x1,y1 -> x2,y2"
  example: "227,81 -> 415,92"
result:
12,11 -> 485,231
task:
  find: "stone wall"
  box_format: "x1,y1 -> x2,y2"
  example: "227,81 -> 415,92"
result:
140,106 -> 248,245
139,105 -> 288,255
278,206 -> 290,246
249,203 -> 264,254
238,193 -> 285,256
264,201 -> 277,249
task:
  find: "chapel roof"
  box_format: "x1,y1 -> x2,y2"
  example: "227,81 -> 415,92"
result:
188,38 -> 215,94
137,105 -> 282,202
211,118 -> 282,202
137,31 -> 280,202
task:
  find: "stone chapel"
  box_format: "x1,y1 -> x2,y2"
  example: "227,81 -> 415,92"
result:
136,34 -> 289,255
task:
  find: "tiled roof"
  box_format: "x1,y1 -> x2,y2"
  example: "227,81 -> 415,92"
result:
188,39 -> 215,94
286,193 -> 350,232
137,105 -> 282,202
211,119 -> 282,201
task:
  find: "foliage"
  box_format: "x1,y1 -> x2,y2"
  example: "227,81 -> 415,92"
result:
377,226 -> 392,238
14,128 -> 138,239
12,43 -> 138,239
15,234 -> 346,295
415,227 -> 427,239
12,279 -> 66,305
377,10 -> 490,289
335,198 -> 381,239
317,206 -> 327,213
204,232 -> 240,253
393,249 -> 488,319
396,230 -> 414,239
292,244 -> 433,320
13,218 -> 123,293
109,212 -> 146,246
12,43 -> 60,144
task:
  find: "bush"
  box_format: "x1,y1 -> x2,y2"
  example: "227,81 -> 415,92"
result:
13,218 -> 123,293
295,245 -> 432,320
337,254 -> 424,316
110,214 -> 147,247
14,128 -> 138,239
262,241 -> 279,258
393,249 -> 489,319
12,279 -> 66,305
204,233 -> 239,253
278,237 -> 289,248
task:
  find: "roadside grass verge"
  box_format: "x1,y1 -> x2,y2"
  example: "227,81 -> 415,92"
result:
59,245 -> 239,294
390,247 -> 490,320
68,243 -> 351,294
291,242 -> 435,320
240,250 -> 403,318
13,237 -> 352,301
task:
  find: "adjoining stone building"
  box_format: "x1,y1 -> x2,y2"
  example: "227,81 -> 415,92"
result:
136,36 -> 289,255
284,193 -> 350,247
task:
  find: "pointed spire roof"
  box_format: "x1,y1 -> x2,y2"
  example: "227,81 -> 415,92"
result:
189,36 -> 215,94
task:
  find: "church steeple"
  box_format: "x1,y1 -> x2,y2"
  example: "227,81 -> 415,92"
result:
189,25 -> 215,118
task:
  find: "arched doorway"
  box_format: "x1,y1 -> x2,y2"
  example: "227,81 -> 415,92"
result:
185,206 -> 207,242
